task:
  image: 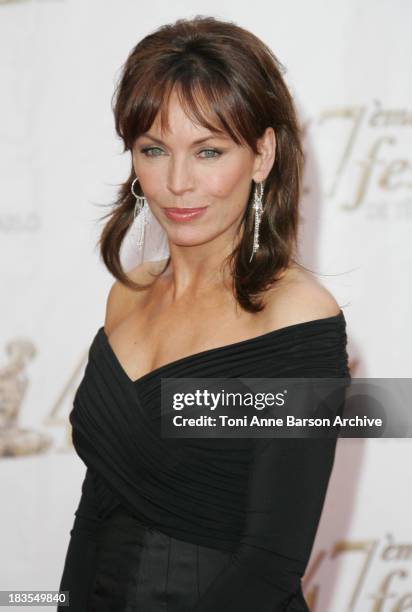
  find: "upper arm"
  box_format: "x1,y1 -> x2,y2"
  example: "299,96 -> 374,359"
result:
265,273 -> 341,330
103,262 -> 155,335
58,468 -> 101,610
103,279 -> 127,335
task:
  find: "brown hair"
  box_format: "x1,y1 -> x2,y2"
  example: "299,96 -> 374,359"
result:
98,15 -> 304,312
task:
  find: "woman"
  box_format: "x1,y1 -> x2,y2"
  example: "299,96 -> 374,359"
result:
58,15 -> 350,612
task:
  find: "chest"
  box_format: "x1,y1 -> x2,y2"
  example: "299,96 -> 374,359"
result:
105,302 -> 271,383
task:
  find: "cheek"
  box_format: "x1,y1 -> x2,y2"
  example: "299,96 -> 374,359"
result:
133,166 -> 163,201
204,160 -> 252,199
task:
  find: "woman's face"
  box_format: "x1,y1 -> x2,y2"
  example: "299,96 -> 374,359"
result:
132,90 -> 275,249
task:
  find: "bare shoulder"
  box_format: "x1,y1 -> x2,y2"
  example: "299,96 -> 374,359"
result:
104,259 -> 167,334
263,264 -> 341,330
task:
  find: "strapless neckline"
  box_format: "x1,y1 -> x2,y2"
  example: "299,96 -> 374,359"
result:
97,309 -> 345,387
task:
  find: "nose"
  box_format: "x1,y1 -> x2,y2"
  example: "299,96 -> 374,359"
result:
166,155 -> 195,195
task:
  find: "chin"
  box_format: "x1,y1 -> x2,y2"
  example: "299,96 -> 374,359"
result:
167,229 -> 216,247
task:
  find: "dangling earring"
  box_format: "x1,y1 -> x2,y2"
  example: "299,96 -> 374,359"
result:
131,177 -> 149,248
249,180 -> 265,263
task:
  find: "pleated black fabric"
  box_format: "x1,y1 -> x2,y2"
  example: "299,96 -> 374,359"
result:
58,309 -> 350,611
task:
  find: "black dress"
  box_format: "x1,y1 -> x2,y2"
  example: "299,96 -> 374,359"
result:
58,309 -> 350,611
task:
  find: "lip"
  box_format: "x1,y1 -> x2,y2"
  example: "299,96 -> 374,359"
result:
164,206 -> 208,221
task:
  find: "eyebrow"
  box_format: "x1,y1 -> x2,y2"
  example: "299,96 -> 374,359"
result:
140,132 -> 229,146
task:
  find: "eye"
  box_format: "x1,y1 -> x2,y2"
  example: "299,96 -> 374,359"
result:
198,148 -> 222,158
140,146 -> 164,157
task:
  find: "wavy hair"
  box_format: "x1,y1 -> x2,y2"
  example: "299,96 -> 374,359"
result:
98,15 -> 304,312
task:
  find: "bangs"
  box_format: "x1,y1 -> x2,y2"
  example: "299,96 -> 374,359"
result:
119,68 -> 256,151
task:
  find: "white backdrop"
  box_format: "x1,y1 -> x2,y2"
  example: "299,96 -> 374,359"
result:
1,1 -> 411,610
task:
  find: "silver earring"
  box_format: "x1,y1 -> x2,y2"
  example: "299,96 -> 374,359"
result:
131,177 -> 149,248
249,181 -> 265,262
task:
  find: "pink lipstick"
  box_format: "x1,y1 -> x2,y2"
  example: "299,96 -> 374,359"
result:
164,207 -> 208,222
